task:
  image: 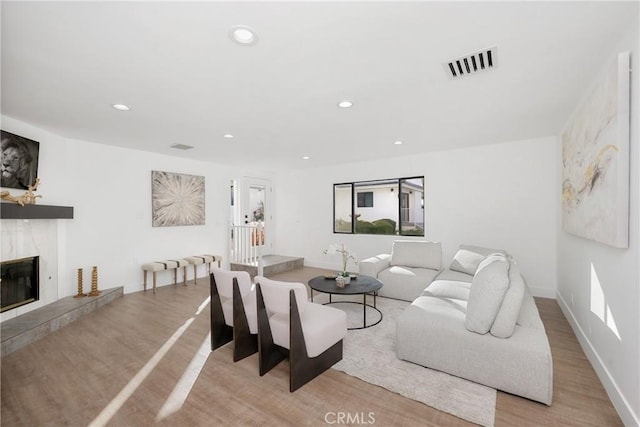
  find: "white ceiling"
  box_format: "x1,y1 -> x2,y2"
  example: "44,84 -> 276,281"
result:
1,1 -> 637,171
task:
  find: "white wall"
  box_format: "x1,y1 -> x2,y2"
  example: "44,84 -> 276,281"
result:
355,186 -> 398,224
1,116 -> 242,303
274,135 -> 559,297
556,16 -> 639,426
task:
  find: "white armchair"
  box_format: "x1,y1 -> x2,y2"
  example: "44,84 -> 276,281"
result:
255,276 -> 347,392
210,269 -> 258,362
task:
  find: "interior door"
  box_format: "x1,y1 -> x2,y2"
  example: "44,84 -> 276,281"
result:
242,177 -> 273,255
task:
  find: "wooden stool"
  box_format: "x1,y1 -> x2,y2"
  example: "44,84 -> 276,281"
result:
142,259 -> 188,294
184,255 -> 223,284
204,254 -> 223,269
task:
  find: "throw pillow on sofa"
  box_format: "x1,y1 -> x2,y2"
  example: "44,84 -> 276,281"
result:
449,249 -> 486,276
490,259 -> 525,338
449,244 -> 507,275
390,240 -> 442,270
516,283 -> 539,328
465,253 -> 510,334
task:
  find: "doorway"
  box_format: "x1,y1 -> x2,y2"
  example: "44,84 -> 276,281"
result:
242,177 -> 273,255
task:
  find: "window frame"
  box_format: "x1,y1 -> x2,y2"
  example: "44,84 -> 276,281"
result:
332,176 -> 424,236
333,182 -> 354,234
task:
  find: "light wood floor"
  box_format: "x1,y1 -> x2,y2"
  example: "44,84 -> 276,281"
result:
1,267 -> 622,426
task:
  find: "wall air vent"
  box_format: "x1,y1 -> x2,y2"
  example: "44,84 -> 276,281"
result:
170,143 -> 194,150
443,46 -> 497,79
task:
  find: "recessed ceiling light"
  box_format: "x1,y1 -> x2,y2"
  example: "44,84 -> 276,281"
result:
229,25 -> 258,46
303,156 -> 310,160
338,100 -> 353,108
112,104 -> 130,111
394,140 -> 404,145
223,134 -> 234,139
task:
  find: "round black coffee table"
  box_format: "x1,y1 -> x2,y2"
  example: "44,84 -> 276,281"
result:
308,275 -> 383,330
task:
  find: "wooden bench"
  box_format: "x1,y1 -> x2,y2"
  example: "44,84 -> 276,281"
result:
184,255 -> 223,284
142,259 -> 189,294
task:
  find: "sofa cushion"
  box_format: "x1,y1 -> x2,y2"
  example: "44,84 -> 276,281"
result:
449,249 -> 486,275
377,266 -> 440,301
490,260 -> 525,338
465,254 -> 510,334
449,244 -> 507,275
434,269 -> 474,283
423,280 -> 471,301
359,254 -> 391,278
390,240 -> 442,270
459,244 -> 507,257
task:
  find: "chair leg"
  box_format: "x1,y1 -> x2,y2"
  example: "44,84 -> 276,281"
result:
232,278 -> 258,362
289,289 -> 344,392
256,283 -> 287,376
153,272 -> 157,294
143,271 -> 147,292
210,273 -> 233,351
193,265 -> 198,285
183,266 -> 187,286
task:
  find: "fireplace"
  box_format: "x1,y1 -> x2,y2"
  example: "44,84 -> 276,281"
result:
1,256 -> 39,312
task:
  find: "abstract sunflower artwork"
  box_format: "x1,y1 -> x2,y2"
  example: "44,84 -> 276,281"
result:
151,171 -> 205,227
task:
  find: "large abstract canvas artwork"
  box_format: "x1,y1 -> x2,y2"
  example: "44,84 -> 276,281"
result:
152,171 -> 205,227
562,52 -> 630,248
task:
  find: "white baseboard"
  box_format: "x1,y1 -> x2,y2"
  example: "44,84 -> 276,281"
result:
304,260 -> 337,271
556,292 -> 639,426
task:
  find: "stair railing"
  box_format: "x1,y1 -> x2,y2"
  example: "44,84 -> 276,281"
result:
230,222 -> 264,277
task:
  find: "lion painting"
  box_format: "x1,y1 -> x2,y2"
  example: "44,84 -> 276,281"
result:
1,131 -> 39,190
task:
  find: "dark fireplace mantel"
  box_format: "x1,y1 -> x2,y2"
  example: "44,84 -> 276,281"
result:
0,203 -> 74,220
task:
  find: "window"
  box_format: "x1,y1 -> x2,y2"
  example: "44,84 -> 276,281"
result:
357,191 -> 373,207
398,177 -> 425,236
333,176 -> 424,236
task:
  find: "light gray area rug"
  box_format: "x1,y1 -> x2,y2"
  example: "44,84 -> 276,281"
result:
319,295 -> 497,426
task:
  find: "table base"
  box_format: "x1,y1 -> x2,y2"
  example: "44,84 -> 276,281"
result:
323,301 -> 382,330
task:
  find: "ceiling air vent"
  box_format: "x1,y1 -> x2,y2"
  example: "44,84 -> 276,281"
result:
443,46 -> 497,79
170,143 -> 194,150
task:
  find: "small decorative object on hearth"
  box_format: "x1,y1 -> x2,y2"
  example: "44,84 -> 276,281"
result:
73,268 -> 86,298
88,266 -> 101,297
0,178 -> 42,206
323,243 -> 357,284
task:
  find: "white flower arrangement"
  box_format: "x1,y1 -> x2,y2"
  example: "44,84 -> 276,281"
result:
323,243 -> 358,276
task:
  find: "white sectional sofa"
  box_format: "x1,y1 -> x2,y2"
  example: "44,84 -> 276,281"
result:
362,242 -> 553,405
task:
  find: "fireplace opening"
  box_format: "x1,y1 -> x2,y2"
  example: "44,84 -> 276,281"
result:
1,256 -> 39,312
